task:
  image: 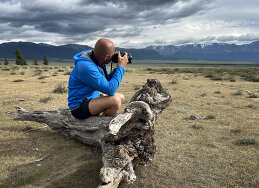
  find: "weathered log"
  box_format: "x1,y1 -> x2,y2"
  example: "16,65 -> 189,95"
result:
13,78 -> 171,188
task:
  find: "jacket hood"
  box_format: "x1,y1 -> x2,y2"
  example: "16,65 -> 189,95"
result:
73,50 -> 91,65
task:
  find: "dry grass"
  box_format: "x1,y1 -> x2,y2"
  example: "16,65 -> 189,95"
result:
0,64 -> 258,187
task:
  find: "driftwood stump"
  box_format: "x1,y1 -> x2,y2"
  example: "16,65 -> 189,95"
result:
13,78 -> 171,188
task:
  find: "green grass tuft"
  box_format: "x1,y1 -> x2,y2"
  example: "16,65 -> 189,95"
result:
239,136 -> 257,145
207,114 -> 216,119
134,85 -> 141,90
192,124 -> 204,129
21,126 -> 32,132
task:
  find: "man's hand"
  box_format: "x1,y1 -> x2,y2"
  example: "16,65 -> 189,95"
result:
117,51 -> 128,68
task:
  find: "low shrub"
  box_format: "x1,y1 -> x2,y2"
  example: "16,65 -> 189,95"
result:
2,68 -> 10,71
243,74 -> 259,82
58,69 -> 65,72
34,69 -> 42,76
229,77 -> 236,82
207,114 -> 216,119
134,85 -> 141,90
230,128 -> 241,134
21,126 -> 32,132
53,83 -> 67,94
173,108 -> 187,113
11,66 -> 20,70
38,75 -> 49,80
39,96 -> 52,103
192,124 -> 204,129
170,79 -> 178,84
232,90 -> 242,96
13,79 -> 24,82
204,71 -> 214,78
246,104 -> 256,109
239,136 -> 256,145
247,93 -> 258,98
63,71 -> 72,75
210,75 -> 222,81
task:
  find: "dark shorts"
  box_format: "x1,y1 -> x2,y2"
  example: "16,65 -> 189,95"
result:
70,98 -> 92,119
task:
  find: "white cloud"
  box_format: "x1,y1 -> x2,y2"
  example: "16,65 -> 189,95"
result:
0,0 -> 259,47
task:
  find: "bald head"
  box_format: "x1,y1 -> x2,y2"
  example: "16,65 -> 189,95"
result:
93,38 -> 115,64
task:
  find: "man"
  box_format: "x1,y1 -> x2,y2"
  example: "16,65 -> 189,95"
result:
68,38 -> 129,119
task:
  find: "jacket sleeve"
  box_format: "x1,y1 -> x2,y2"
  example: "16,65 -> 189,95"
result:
77,62 -> 125,96
107,67 -> 117,81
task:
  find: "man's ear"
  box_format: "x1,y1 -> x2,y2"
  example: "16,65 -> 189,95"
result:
104,54 -> 109,61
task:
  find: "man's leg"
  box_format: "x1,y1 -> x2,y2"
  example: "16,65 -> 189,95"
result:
88,93 -> 124,116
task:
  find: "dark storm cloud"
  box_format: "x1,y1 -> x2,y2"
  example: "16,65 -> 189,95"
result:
0,0 -> 208,38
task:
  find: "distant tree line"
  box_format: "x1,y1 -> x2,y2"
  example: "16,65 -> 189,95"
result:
1,49 -> 49,65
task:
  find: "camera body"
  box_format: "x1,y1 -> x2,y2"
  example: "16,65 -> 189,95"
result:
111,52 -> 132,64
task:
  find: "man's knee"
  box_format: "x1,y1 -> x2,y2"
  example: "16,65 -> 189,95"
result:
112,94 -> 124,108
115,93 -> 124,103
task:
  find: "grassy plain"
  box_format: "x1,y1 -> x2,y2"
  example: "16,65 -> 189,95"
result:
0,62 -> 258,188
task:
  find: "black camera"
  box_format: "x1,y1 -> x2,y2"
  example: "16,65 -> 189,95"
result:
111,52 -> 132,64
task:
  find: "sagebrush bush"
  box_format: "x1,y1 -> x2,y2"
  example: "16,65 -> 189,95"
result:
210,75 -> 222,81
232,90 -> 242,96
230,128 -> 241,134
38,75 -> 49,80
53,83 -> 67,94
39,96 -> 52,103
170,79 -> 178,84
13,79 -> 24,82
192,124 -> 204,129
21,126 -> 32,132
2,68 -> 10,71
247,93 -> 258,98
246,104 -> 256,109
63,71 -> 72,75
34,69 -> 42,76
229,77 -> 236,82
239,136 -> 257,145
58,69 -> 65,72
214,91 -> 221,94
207,114 -> 216,119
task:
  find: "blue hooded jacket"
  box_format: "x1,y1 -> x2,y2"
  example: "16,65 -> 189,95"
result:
68,50 -> 125,110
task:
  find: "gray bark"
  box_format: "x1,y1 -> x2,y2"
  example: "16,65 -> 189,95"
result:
13,78 -> 172,188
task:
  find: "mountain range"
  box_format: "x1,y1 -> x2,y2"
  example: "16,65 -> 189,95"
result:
0,41 -> 259,62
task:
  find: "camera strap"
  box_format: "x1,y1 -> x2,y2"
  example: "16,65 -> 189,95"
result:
110,61 -> 113,72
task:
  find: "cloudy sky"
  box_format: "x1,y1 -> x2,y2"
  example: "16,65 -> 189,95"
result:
0,0 -> 259,48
